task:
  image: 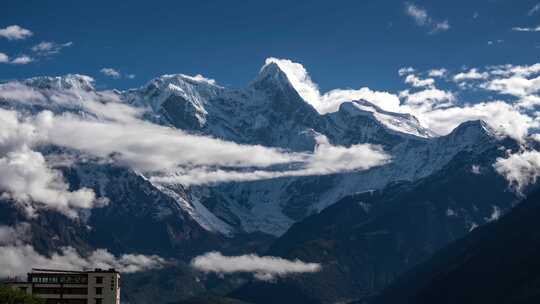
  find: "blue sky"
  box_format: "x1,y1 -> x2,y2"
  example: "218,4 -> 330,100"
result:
1,0 -> 539,91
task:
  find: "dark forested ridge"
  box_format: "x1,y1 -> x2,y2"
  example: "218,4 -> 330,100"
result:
373,187 -> 540,304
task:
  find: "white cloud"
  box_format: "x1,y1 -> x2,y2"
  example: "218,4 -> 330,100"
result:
100,68 -> 121,79
181,74 -> 216,85
400,88 -> 455,112
32,41 -> 73,56
100,68 -> 137,80
191,251 -> 321,281
516,95 -> 540,109
38,112 -> 304,172
0,223 -> 167,278
487,63 -> 540,78
0,53 -> 9,63
152,135 -> 390,186
484,75 -> 540,97
428,68 -> 447,78
0,82 -> 46,102
0,25 -> 33,40
0,148 -> 100,219
433,20 -> 450,32
487,40 -> 504,46
0,110 -> 100,218
414,101 -> 534,140
404,3 -> 450,33
486,206 -> 501,222
404,74 -> 435,88
0,223 -> 31,246
453,68 -> 489,82
0,53 -> 33,65
471,165 -> 481,175
406,3 -> 429,25
494,150 -> 540,191
398,67 -> 415,76
512,25 -> 540,32
11,55 -> 33,65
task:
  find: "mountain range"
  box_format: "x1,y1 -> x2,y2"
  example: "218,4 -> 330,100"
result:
0,59 -> 536,303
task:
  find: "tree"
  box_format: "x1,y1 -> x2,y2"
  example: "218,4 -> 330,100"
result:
0,285 -> 44,304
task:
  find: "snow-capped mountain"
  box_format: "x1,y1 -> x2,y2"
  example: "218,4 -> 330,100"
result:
116,61 -> 505,235
0,61 -> 516,237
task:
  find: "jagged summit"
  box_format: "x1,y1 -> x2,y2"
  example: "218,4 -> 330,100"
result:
250,61 -> 302,96
446,119 -> 496,140
124,73 -> 223,115
24,74 -> 95,91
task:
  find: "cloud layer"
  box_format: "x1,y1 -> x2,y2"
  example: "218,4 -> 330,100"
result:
152,135 -> 390,186
191,251 -> 321,281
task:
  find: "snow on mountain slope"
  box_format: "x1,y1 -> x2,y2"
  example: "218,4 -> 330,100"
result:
118,61 -> 504,236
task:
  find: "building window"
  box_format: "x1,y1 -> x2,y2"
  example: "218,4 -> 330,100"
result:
95,299 -> 102,304
95,287 -> 102,295
95,276 -> 103,284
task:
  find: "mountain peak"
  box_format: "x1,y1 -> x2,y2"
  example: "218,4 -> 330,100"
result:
251,60 -> 294,90
450,119 -> 494,138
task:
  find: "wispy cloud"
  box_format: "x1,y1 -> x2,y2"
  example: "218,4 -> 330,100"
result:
487,40 -> 504,46
405,3 -> 450,33
453,68 -> 489,82
100,68 -> 121,79
32,41 -> 73,56
0,25 -> 33,40
0,53 -> 34,65
191,251 -> 321,281
11,55 -> 33,65
404,74 -> 435,88
398,66 -> 415,76
428,68 -> 447,78
100,68 -> 135,79
512,25 -> 540,32
529,3 -> 540,16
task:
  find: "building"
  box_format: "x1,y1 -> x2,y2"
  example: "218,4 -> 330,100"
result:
5,268 -> 120,304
